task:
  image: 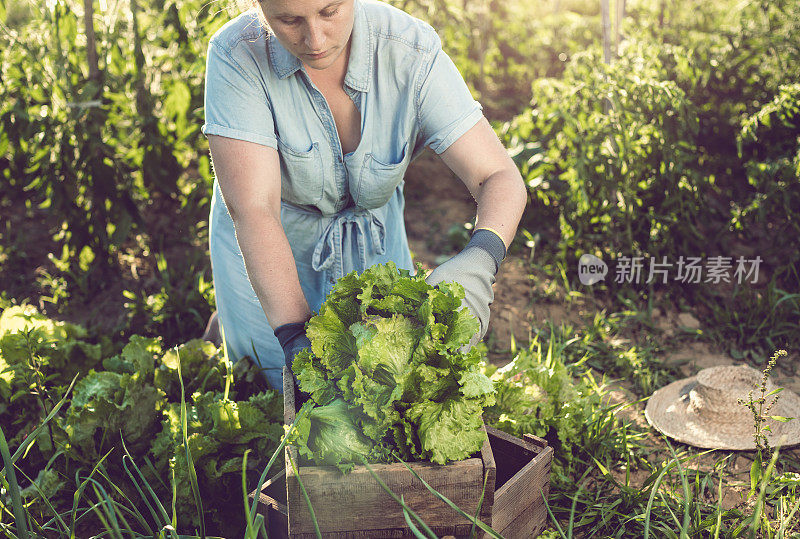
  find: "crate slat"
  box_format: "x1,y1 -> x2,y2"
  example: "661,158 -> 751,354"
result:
495,499 -> 548,538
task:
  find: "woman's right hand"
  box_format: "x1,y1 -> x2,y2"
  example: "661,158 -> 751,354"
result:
274,320 -> 312,405
274,320 -> 312,374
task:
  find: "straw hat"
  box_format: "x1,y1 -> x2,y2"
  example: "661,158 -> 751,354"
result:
645,365 -> 800,450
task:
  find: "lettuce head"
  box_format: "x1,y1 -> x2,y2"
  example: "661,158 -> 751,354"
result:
292,262 -> 495,468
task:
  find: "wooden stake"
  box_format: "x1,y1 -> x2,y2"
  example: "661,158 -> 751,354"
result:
601,0 -> 612,65
82,0 -> 100,80
615,0 -> 625,58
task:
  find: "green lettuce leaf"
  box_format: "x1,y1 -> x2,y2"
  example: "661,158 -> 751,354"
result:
61,370 -> 163,462
406,398 -> 487,464
292,398 -> 376,473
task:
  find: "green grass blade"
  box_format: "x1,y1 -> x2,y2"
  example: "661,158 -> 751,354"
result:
170,461 -> 178,531
242,449 -> 255,539
663,440 -> 691,538
358,457 -> 437,539
287,451 -> 322,539
713,460 -> 725,539
89,479 -> 125,539
94,460 -> 153,535
143,455 -> 170,493
469,470 -> 490,539
777,494 -> 800,536
242,449 -> 269,539
391,454 -> 504,538
176,348 -> 205,539
750,448 -> 780,538
258,515 -> 269,539
120,436 -> 168,532
541,486 -> 567,539
69,499 -> 114,536
83,479 -> 121,539
402,494 -> 432,539
86,499 -> 114,539
250,514 -> 266,539
659,490 -> 682,530
14,465 -> 69,535
568,470 -> 591,539
248,401 -> 312,520
0,425 -> 29,539
644,459 -> 678,539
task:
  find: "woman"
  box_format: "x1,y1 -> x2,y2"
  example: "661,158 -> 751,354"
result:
202,0 -> 527,391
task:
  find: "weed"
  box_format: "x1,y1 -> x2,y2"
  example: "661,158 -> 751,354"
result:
738,350 -> 790,462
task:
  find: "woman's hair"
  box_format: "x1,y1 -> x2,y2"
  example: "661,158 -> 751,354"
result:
249,0 -> 270,30
219,0 -> 270,30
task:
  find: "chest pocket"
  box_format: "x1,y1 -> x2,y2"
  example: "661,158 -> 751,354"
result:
277,138 -> 326,206
353,141 -> 409,209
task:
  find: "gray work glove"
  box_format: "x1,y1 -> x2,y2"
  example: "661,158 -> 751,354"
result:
274,320 -> 312,407
425,228 -> 506,347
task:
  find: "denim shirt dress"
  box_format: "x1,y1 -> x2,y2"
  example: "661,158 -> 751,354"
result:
202,0 -> 483,390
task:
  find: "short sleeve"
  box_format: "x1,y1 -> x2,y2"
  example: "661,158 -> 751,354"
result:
202,40 -> 278,149
415,39 -> 484,154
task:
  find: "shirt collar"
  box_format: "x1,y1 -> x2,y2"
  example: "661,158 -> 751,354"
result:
267,0 -> 372,92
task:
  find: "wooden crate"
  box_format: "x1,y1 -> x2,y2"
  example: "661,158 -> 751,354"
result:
257,367 -> 496,538
251,368 -> 552,538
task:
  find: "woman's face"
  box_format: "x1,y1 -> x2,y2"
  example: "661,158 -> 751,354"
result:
259,0 -> 355,71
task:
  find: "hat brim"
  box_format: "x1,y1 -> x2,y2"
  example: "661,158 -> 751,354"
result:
645,376 -> 800,450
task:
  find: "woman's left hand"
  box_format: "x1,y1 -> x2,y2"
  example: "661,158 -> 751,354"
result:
425,228 -> 506,347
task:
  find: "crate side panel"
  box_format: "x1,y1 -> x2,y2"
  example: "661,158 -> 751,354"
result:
287,458 -> 485,535
496,499 -> 548,539
492,451 -> 552,532
291,523 -> 476,539
267,504 -> 289,539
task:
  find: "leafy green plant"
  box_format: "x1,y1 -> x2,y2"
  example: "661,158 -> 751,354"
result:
0,0 -> 224,292
0,304 -> 104,446
58,337 -> 165,465
152,388 -> 284,531
0,375 -> 310,539
501,39 -> 708,272
484,328 -> 645,476
733,83 -> 800,298
0,305 -> 287,536
737,350 -> 794,498
292,262 -> 495,470
499,23 -> 800,353
388,0 -> 601,117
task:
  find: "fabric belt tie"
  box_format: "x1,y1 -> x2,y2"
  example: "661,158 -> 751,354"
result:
311,206 -> 386,282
